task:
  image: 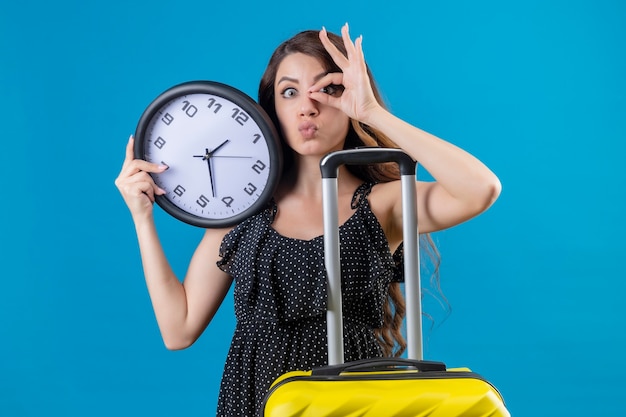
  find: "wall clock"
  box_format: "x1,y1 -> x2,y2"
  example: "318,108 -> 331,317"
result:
134,81 -> 282,228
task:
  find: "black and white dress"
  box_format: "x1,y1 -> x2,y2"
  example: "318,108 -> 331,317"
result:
215,183 -> 403,416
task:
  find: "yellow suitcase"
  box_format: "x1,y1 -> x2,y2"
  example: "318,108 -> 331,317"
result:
262,149 -> 510,416
263,358 -> 509,416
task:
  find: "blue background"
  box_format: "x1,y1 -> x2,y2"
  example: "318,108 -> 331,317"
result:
1,0 -> 624,416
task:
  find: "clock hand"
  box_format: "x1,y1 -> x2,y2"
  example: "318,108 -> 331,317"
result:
206,153 -> 216,198
201,140 -> 230,197
193,140 -> 232,198
194,139 -> 232,159
193,148 -> 216,198
211,155 -> 253,159
204,140 -> 230,197
207,139 -> 230,157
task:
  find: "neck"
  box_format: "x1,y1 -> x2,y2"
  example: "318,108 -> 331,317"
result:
278,154 -> 360,201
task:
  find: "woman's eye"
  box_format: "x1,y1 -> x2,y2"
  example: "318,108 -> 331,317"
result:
281,88 -> 297,98
319,84 -> 343,96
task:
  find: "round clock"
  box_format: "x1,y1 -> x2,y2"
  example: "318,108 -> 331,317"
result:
134,81 -> 282,228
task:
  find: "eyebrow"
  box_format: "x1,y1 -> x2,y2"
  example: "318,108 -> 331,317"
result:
277,72 -> 328,86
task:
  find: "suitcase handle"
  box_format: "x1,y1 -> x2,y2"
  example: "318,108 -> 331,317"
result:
321,147 -> 423,364
320,147 -> 416,178
312,358 -> 446,376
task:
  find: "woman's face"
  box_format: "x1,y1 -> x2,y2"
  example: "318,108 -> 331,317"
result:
273,52 -> 349,157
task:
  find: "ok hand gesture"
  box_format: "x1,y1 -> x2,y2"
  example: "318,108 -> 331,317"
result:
308,23 -> 382,124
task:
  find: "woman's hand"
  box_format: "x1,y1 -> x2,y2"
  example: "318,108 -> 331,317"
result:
310,23 -> 381,124
114,135 -> 168,222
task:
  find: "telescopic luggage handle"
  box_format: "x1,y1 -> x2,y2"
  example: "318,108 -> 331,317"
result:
320,148 -> 422,366
320,147 -> 417,178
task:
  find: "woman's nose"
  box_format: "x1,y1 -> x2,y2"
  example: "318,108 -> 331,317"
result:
299,95 -> 319,117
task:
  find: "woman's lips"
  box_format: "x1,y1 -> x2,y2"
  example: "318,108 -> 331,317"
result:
298,122 -> 318,139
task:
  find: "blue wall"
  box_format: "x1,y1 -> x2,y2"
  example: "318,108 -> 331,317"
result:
1,1 -> 624,415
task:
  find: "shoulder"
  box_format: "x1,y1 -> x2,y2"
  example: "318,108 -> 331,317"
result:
368,180 -> 402,212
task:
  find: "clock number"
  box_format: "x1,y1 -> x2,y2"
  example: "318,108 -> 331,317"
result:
252,160 -> 266,174
252,134 -> 261,144
154,136 -> 166,149
243,183 -> 257,196
196,195 -> 210,208
207,98 -> 222,113
173,185 -> 186,197
221,196 -> 234,208
162,112 -> 174,125
182,100 -> 198,117
231,108 -> 249,126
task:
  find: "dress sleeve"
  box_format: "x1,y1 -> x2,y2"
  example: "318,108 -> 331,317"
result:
216,223 -> 244,274
216,200 -> 276,274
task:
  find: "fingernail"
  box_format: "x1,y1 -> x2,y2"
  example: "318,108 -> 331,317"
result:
128,134 -> 134,142
159,164 -> 169,170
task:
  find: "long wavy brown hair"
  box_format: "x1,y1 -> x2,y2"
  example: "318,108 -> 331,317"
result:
258,30 -> 442,357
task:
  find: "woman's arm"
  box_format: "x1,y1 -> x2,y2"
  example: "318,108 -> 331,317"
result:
365,109 -> 501,234
115,136 -> 233,350
135,222 -> 233,350
314,24 -> 501,238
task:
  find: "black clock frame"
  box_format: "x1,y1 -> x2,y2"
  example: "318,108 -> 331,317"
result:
134,80 -> 283,228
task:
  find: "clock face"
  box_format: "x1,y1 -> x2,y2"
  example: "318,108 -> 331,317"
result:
134,81 -> 282,228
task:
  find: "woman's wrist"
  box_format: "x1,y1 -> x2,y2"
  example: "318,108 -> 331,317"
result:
360,104 -> 394,133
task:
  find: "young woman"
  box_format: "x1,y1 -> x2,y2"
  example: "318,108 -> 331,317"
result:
115,24 -> 501,417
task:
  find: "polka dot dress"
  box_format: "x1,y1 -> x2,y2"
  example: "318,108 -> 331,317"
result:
215,183 -> 404,417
